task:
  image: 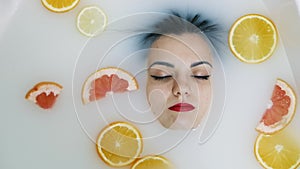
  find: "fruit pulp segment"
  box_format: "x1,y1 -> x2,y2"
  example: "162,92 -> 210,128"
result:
89,74 -> 129,101
261,84 -> 291,126
257,132 -> 300,169
100,126 -> 140,157
36,92 -> 58,109
233,17 -> 275,60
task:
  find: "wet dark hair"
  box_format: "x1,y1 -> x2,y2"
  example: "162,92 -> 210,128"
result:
142,11 -> 223,49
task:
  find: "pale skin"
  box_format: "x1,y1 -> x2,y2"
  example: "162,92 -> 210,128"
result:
146,33 -> 213,130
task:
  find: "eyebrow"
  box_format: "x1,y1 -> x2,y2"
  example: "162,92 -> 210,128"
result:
190,61 -> 212,68
149,61 -> 174,68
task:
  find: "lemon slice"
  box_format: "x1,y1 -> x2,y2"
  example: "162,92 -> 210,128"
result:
76,6 -> 107,37
254,131 -> 300,169
228,14 -> 278,64
131,155 -> 173,169
96,121 -> 143,167
41,0 -> 80,13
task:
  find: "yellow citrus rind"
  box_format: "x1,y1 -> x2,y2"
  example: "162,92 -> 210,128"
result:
76,6 -> 107,37
41,0 -> 80,13
96,121 -> 143,167
254,132 -> 300,169
228,14 -> 278,64
131,155 -> 173,169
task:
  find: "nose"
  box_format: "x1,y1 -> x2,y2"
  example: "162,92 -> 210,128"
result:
172,79 -> 191,97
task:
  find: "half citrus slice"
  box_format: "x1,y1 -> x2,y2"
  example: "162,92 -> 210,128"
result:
256,79 -> 297,134
131,155 -> 173,169
228,14 -> 278,64
41,0 -> 80,13
76,6 -> 107,37
254,131 -> 300,169
25,81 -> 63,109
82,67 -> 139,104
96,121 -> 143,167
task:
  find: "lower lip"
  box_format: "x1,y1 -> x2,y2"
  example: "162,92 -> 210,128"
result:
168,104 -> 195,112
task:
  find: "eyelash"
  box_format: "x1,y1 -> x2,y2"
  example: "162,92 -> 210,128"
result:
150,75 -> 172,81
191,75 -> 211,80
150,75 -> 210,81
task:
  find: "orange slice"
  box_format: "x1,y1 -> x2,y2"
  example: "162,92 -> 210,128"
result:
76,6 -> 107,37
41,0 -> 80,13
256,79 -> 297,134
131,155 -> 173,169
228,14 -> 278,64
254,131 -> 300,169
82,67 -> 139,104
96,121 -> 143,167
25,81 -> 63,109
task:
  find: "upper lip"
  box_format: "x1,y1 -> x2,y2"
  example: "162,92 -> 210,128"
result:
168,103 -> 195,112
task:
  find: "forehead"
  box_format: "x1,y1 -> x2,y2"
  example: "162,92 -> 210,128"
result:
148,33 -> 213,63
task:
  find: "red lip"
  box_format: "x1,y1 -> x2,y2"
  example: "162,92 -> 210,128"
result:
168,103 -> 195,112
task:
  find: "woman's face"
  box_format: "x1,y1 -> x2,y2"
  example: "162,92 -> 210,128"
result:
146,33 -> 213,130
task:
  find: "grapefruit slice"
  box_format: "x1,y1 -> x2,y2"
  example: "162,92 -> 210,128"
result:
82,67 -> 139,104
256,79 -> 297,134
25,81 -> 63,109
131,155 -> 173,169
96,121 -> 143,167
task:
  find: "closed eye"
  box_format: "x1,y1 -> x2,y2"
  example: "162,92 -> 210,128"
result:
150,75 -> 172,81
191,75 -> 210,80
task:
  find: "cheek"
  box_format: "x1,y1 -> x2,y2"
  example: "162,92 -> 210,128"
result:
146,80 -> 172,112
146,78 -> 172,99
195,81 -> 212,105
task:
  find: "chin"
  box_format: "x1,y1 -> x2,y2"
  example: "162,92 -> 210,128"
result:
169,120 -> 199,130
158,111 -> 203,130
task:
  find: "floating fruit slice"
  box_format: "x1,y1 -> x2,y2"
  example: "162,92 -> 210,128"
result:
131,155 -> 173,169
254,131 -> 300,169
256,79 -> 297,134
76,6 -> 107,37
81,67 -> 138,104
41,0 -> 80,13
228,14 -> 278,64
96,121 -> 143,167
25,81 -> 63,109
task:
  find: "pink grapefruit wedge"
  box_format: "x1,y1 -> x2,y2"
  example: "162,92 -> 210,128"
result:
82,67 -> 139,104
256,78 -> 297,134
25,81 -> 63,109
